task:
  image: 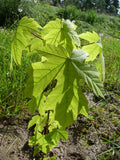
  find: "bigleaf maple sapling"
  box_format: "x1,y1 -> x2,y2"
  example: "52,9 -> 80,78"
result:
11,17 -> 104,159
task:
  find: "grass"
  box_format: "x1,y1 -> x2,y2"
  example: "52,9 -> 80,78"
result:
97,131 -> 120,160
0,29 -> 28,118
102,35 -> 120,91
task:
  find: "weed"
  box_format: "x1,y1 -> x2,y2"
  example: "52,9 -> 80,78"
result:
98,131 -> 120,160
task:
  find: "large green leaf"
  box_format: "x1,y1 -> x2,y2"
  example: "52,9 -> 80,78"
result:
11,17 -> 42,65
26,45 -> 104,128
41,19 -> 80,53
71,49 -> 104,98
40,63 -> 88,128
24,45 -> 67,98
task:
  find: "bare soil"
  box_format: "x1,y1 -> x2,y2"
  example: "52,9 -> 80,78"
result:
0,92 -> 120,160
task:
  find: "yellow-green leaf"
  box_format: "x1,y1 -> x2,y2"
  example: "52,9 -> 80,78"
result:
79,31 -> 99,43
11,17 -> 42,65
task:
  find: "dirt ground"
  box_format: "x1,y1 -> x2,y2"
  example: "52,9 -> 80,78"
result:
0,92 -> 120,160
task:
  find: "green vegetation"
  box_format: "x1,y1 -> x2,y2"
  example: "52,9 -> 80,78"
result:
63,0 -> 119,15
0,1 -> 120,159
18,0 -> 58,27
11,17 -> 104,158
0,29 -> 28,118
88,98 -> 120,160
102,36 -> 120,91
56,5 -> 120,36
98,131 -> 120,160
0,0 -> 20,26
0,0 -> 119,122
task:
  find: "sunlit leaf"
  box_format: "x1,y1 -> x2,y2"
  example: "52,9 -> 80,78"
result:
41,19 -> 80,53
11,17 -> 42,65
79,31 -> 99,43
26,46 -> 104,128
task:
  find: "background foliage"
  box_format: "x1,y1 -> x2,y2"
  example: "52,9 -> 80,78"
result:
0,0 -> 20,26
0,0 -> 120,27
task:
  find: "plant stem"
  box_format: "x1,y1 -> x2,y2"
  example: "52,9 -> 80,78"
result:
45,110 -> 51,134
31,32 -> 43,40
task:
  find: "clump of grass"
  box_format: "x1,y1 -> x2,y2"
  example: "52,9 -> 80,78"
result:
0,29 -> 28,118
97,131 -> 120,160
101,35 -> 120,91
0,28 -> 43,118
